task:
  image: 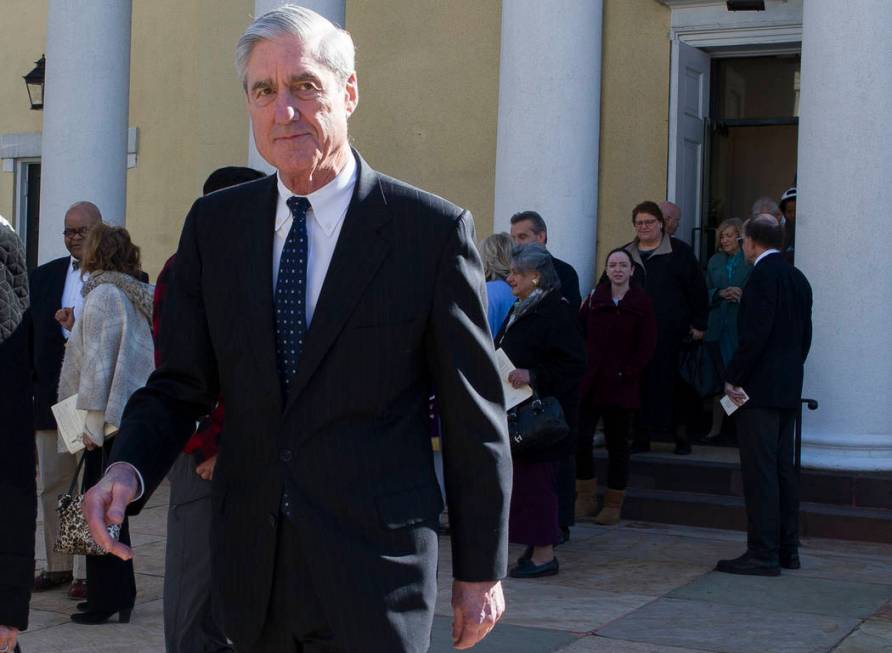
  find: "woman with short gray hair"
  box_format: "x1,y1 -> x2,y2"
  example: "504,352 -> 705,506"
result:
495,244 -> 585,579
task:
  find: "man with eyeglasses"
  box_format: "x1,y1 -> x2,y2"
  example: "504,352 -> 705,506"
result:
27,201 -> 102,599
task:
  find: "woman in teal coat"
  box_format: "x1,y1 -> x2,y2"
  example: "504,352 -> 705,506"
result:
705,218 -> 751,437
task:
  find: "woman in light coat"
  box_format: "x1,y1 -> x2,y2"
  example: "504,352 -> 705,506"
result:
58,224 -> 154,625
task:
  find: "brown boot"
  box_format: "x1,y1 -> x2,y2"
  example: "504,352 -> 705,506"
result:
574,478 -> 598,519
594,489 -> 625,525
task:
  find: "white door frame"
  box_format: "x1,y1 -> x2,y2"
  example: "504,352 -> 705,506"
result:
15,158 -> 40,241
665,0 -> 802,231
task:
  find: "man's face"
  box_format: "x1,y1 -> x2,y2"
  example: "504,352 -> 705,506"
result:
63,208 -> 99,259
245,35 -> 357,186
510,220 -> 546,246
663,207 -> 680,236
783,200 -> 796,224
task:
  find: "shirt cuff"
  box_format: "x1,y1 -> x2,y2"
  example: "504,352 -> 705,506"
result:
105,461 -> 145,502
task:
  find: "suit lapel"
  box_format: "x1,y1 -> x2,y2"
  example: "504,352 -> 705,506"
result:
241,176 -> 284,413
284,153 -> 392,412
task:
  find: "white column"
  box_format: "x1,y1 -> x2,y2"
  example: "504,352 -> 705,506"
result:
797,0 -> 892,470
492,0 -> 603,293
248,0 -> 347,173
38,0 -> 132,262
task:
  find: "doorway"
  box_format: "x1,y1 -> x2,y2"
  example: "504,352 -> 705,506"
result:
704,55 -> 799,255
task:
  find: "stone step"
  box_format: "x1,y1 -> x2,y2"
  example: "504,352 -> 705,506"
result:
610,487 -> 892,544
593,446 -> 892,510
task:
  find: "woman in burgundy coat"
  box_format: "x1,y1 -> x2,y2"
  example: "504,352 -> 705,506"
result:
576,248 -> 657,524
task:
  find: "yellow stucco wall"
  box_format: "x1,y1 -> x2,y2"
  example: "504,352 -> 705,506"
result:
0,0 -> 47,227
596,0 -> 670,271
345,0 -> 502,237
126,0 -> 253,279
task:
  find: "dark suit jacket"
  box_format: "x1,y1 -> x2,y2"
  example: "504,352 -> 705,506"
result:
552,256 -> 581,310
29,256 -> 70,429
111,152 -> 512,648
724,252 -> 813,409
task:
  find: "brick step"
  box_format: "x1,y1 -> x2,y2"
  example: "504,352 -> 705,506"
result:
608,487 -> 892,544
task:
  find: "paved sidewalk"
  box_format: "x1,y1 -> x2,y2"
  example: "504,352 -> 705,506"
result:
21,481 -> 892,652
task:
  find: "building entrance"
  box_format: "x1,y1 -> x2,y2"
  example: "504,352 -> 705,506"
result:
702,55 -> 800,257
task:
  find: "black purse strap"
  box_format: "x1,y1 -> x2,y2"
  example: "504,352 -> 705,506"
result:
67,445 -> 107,496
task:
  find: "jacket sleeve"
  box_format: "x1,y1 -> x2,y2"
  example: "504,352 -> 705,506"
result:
110,203 -> 220,512
425,211 -> 511,582
724,267 -> 777,389
74,289 -> 125,415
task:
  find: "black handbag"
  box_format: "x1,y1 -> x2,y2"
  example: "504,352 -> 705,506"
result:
506,394 -> 570,454
678,337 -> 725,398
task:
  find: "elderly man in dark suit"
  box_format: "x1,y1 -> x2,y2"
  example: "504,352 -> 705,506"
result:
28,200 -> 102,598
717,214 -> 813,577
84,5 -> 511,652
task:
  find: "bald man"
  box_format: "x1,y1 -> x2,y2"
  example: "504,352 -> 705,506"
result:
29,201 -> 102,597
659,201 -> 680,237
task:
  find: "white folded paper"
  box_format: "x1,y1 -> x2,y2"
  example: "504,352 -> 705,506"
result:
495,348 -> 533,409
720,389 -> 750,416
51,394 -> 116,454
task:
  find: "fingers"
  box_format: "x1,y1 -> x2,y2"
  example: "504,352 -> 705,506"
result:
82,478 -> 135,561
453,621 -> 494,650
0,625 -> 18,652
451,605 -> 464,646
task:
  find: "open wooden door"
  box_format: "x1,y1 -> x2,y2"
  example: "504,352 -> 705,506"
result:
668,39 -> 710,251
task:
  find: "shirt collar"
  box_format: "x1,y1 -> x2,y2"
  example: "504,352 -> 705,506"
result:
754,248 -> 780,267
275,153 -> 357,236
69,256 -> 81,272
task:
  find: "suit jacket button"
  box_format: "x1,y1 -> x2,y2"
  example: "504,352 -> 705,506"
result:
280,449 -> 293,462
268,514 -> 277,528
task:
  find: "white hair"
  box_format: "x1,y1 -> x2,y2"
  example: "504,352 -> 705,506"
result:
751,196 -> 780,218
235,4 -> 355,90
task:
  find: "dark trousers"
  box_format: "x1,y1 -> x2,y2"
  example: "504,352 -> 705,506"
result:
736,407 -> 800,563
239,517 -> 342,653
635,339 -> 684,445
577,403 -> 631,490
83,441 -> 136,612
164,453 -> 232,653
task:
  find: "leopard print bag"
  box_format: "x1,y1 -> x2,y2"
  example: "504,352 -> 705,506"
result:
54,453 -> 121,556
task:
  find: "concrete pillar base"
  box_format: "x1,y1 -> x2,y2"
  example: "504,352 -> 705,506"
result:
803,433 -> 892,472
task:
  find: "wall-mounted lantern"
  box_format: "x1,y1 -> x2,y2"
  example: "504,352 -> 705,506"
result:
23,55 -> 45,110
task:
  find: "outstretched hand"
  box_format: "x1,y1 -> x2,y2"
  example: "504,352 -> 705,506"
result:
451,579 -> 505,649
82,464 -> 140,561
0,624 -> 19,653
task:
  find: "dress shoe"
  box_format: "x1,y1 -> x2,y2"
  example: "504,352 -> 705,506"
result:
517,546 -> 533,566
76,601 -> 91,612
715,552 -> 780,577
33,570 -> 73,592
629,442 -> 651,454
780,553 -> 801,570
70,608 -> 132,625
559,527 -> 570,545
509,557 -> 559,579
674,441 -> 692,455
67,579 -> 87,600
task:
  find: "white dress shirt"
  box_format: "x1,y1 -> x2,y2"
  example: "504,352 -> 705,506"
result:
60,256 -> 88,339
273,154 -> 357,326
754,248 -> 780,267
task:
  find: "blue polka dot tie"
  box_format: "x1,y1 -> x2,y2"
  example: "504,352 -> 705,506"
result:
275,196 -> 311,397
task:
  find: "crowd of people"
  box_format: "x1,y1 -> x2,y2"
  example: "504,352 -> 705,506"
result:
0,5 -> 812,653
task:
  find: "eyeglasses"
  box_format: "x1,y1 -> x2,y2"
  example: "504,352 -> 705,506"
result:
63,227 -> 91,238
634,219 -> 659,228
